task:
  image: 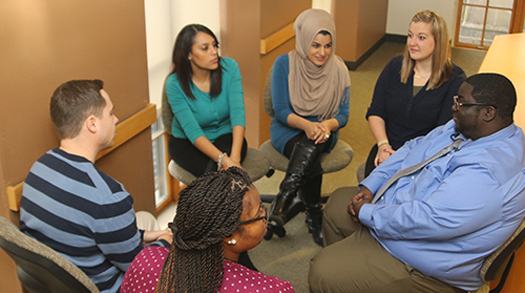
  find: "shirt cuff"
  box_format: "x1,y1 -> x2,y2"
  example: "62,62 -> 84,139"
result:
358,203 -> 375,227
146,239 -> 171,248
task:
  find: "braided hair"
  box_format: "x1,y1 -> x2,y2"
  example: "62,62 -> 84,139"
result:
156,167 -> 252,293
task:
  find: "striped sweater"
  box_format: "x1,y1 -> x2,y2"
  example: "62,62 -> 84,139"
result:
20,148 -> 158,293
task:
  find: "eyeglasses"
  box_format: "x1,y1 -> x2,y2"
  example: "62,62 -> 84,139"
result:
238,202 -> 268,226
453,95 -> 496,109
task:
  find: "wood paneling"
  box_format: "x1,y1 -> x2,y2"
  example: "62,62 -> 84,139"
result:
220,0 -> 311,147
0,1 -> 154,291
260,22 -> 295,55
7,104 -> 157,212
332,0 -> 388,62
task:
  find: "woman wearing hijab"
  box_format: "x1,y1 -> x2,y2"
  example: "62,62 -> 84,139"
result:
266,9 -> 351,246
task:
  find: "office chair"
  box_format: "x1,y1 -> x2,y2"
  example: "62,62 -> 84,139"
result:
161,77 -> 271,185
259,66 -> 354,178
258,66 -> 354,238
480,216 -> 525,293
0,216 -> 99,293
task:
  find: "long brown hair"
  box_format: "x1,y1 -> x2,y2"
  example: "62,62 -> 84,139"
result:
400,10 -> 452,90
156,167 -> 252,293
170,24 -> 223,100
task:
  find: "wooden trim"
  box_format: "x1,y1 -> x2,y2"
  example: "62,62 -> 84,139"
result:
96,103 -> 157,159
454,1 -> 463,47
6,182 -> 23,212
6,103 -> 157,212
155,132 -> 180,213
260,22 -> 295,55
511,0 -> 525,32
151,129 -> 165,141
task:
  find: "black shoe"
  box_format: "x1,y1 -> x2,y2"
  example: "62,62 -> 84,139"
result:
300,173 -> 324,247
305,210 -> 324,246
264,223 -> 286,240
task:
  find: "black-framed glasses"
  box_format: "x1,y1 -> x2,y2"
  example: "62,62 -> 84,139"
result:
238,202 -> 268,226
453,95 -> 496,109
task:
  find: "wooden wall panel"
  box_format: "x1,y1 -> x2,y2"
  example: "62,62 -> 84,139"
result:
0,1 -> 154,291
332,0 -> 388,62
220,0 -> 310,147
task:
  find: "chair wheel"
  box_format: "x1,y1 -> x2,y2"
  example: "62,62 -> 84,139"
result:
264,225 -> 274,240
274,225 -> 286,238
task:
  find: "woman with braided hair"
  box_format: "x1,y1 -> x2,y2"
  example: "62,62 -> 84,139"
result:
120,167 -> 294,293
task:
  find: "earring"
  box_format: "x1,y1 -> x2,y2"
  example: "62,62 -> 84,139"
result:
227,239 -> 237,245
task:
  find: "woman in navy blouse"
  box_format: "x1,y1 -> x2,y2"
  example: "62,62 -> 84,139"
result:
365,10 -> 466,177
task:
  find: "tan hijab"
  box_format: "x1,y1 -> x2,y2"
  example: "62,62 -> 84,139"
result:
288,9 -> 351,121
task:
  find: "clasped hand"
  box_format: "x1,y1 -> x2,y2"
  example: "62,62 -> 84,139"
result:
347,186 -> 373,223
220,154 -> 242,171
304,121 -> 331,144
143,230 -> 173,245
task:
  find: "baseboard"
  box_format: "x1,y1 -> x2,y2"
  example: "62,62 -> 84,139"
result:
385,33 -> 407,44
344,35 -> 386,71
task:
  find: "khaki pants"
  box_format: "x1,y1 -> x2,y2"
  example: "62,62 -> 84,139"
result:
309,187 -> 466,293
136,211 -> 160,231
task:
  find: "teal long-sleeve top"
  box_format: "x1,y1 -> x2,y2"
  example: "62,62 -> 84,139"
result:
270,54 -> 350,154
166,57 -> 245,144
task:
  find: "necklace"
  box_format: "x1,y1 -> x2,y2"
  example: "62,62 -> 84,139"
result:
414,68 -> 430,79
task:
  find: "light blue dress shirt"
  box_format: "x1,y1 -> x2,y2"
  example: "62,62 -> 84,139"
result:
360,119 -> 525,291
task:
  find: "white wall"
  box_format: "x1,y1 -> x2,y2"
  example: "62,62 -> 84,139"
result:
312,0 -> 331,12
144,0 -> 221,108
386,0 -> 459,40
146,0 -> 462,108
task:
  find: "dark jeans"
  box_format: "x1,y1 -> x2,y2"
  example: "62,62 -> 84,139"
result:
168,133 -> 247,177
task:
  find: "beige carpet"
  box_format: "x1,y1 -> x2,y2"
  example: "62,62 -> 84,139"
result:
250,41 -> 486,292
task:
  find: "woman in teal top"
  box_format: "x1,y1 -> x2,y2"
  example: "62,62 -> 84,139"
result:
166,24 -> 247,178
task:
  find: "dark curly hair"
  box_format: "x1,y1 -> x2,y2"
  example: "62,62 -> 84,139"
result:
156,167 -> 252,293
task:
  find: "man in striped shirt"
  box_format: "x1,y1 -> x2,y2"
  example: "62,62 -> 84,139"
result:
20,80 -> 172,293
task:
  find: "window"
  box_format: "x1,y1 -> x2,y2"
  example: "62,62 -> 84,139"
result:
455,0 -> 525,49
151,116 -> 169,207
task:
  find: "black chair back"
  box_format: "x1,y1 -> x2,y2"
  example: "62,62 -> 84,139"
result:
0,216 -> 99,293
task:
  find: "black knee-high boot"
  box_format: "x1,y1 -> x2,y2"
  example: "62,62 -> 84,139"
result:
266,142 -> 322,234
302,174 -> 324,246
